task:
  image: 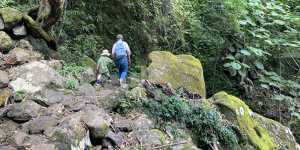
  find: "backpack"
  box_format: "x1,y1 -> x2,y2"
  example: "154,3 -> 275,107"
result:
115,41 -> 127,59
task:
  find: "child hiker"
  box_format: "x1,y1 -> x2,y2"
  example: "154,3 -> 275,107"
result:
96,49 -> 114,86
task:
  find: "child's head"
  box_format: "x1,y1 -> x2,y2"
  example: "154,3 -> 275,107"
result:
101,49 -> 111,57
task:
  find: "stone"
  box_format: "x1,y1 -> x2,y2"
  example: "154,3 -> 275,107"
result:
132,115 -> 154,131
22,116 -> 59,134
6,100 -> 43,122
46,113 -> 92,150
12,24 -> 27,37
8,48 -> 43,64
213,92 -> 300,150
79,67 -> 95,84
0,70 -> 9,88
253,113 -> 300,150
145,51 -> 206,98
29,144 -> 59,150
114,119 -> 133,132
0,31 -> 13,51
82,111 -> 110,139
172,143 -> 202,150
77,83 -> 97,102
134,129 -> 167,148
0,88 -> 12,107
14,131 -> 49,147
40,60 -> 62,70
16,39 -> 33,51
9,61 -> 65,94
106,130 -> 124,147
32,88 -> 74,107
0,145 -> 17,150
0,129 -> 6,143
0,7 -> 23,30
80,56 -> 97,70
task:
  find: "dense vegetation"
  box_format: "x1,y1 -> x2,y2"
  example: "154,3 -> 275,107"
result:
2,0 -> 299,144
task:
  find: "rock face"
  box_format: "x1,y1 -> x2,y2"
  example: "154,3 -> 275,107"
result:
213,92 -> 300,150
8,47 -> 43,64
0,31 -> 13,51
0,8 -> 23,30
9,61 -> 65,94
145,51 -> 206,98
0,70 -> 9,88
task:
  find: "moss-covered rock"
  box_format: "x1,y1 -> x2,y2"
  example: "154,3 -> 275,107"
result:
253,113 -> 300,150
0,31 -> 13,51
145,51 -> 206,98
80,56 -> 97,71
213,92 -> 277,150
0,7 -> 23,30
0,88 -> 12,107
126,86 -> 147,100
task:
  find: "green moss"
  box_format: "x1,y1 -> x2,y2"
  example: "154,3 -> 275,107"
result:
292,17 -> 300,29
150,129 -> 168,145
146,51 -> 206,98
79,56 -> 97,70
0,31 -> 13,51
213,92 -> 278,150
181,143 -> 202,150
0,7 -> 23,29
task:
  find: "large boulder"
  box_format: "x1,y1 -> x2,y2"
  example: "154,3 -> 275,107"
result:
145,51 -> 206,98
0,88 -> 12,107
45,113 -> 92,150
0,7 -> 23,30
0,31 -> 13,51
213,92 -> 300,150
22,116 -> 59,134
9,61 -> 65,94
6,100 -> 44,122
8,47 -> 43,64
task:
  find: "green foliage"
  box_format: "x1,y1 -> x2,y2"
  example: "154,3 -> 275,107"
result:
118,91 -> 239,149
58,63 -> 85,89
0,0 -> 14,8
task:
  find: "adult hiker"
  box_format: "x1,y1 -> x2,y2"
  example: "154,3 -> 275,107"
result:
96,49 -> 114,86
112,34 -> 131,87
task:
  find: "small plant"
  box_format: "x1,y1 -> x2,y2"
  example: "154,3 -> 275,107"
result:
58,63 -> 85,89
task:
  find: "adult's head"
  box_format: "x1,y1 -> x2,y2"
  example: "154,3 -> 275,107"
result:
116,34 -> 123,40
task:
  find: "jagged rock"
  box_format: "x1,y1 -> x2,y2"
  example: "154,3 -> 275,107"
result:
32,88 -> 74,107
0,70 -> 9,88
0,31 -> 13,51
46,112 -> 92,150
44,103 -> 66,118
9,61 -> 65,94
213,92 -> 300,150
12,24 -> 27,37
82,110 -> 110,139
0,8 -> 23,30
8,48 -> 43,64
22,116 -> 59,134
145,51 -> 206,98
0,88 -> 12,107
40,60 -> 62,70
0,145 -> 17,150
29,144 -> 59,150
106,130 -> 124,147
0,120 -> 19,144
6,100 -> 43,122
14,131 -> 49,146
16,39 -> 33,51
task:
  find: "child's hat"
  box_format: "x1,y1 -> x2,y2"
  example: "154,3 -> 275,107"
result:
101,49 -> 110,56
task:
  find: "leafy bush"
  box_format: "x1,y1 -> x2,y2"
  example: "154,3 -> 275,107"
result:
58,63 -> 85,89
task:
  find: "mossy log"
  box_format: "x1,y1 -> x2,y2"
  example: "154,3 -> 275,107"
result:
23,14 -> 57,50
